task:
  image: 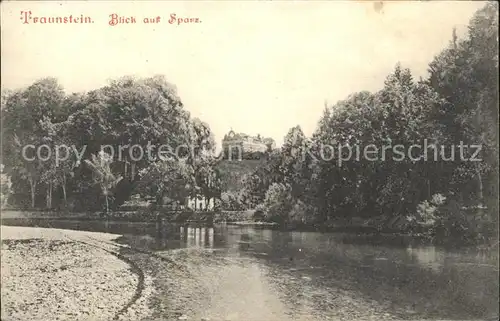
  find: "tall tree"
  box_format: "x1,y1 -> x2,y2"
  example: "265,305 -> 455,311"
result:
85,152 -> 123,214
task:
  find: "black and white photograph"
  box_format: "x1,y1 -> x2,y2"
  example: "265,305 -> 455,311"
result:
1,1 -> 499,320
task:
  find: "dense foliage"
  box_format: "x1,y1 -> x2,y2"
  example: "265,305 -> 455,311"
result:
1,76 -> 222,212
237,3 -> 498,240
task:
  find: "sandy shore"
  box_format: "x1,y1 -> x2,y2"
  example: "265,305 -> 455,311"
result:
1,226 -> 153,321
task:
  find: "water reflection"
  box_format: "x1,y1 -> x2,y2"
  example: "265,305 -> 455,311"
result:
407,245 -> 443,272
180,226 -> 214,249
1,218 -> 498,319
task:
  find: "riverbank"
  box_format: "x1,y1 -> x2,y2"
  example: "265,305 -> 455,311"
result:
2,209 -> 497,247
0,209 -> 263,225
0,226 -> 154,321
1,220 -> 497,320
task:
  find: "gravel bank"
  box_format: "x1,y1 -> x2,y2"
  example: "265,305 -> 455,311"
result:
1,226 -> 153,321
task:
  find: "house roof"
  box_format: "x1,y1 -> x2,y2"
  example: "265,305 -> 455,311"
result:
224,130 -> 274,144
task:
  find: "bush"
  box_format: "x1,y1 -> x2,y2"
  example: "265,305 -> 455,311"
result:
288,199 -> 317,225
220,191 -> 244,211
258,184 -> 321,225
408,193 -> 494,243
262,183 -> 293,224
407,193 -> 448,235
438,200 -> 495,242
0,172 -> 12,208
253,204 -> 266,221
408,193 -> 443,218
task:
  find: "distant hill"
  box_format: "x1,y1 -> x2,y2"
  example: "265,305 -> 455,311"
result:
216,159 -> 267,192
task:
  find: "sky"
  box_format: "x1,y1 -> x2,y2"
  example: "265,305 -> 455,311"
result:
1,1 -> 486,147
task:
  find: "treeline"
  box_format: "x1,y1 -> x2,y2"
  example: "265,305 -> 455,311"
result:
1,76 -> 223,212
224,3 -> 499,241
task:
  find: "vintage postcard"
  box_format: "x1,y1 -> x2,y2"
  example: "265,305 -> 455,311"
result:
1,1 -> 498,320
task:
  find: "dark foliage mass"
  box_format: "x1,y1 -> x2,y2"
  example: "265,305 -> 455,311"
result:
1,75 -> 222,212
223,3 -> 499,241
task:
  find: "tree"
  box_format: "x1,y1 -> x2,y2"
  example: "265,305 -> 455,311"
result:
427,2 -> 498,212
1,75 -> 217,212
10,134 -> 44,208
136,157 -> 194,208
193,156 -> 222,210
1,79 -> 66,208
84,152 -> 123,214
0,165 -> 12,208
38,118 -> 77,208
262,183 -> 293,224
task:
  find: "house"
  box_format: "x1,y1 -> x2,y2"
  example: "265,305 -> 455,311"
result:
222,129 -> 276,159
186,195 -> 215,211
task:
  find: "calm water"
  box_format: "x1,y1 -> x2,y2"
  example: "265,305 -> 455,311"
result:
2,218 -> 498,320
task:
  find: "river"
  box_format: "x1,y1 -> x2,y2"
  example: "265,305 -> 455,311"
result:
1,218 -> 498,320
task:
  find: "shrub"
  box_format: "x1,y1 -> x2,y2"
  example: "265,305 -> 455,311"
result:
262,183 -> 293,224
253,203 -> 266,221
408,193 -> 493,243
437,199 -> 494,242
220,191 -> 244,211
407,193 -> 446,234
288,199 -> 317,225
0,172 -> 12,208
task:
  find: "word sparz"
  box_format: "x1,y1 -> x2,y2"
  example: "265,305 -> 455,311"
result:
168,14 -> 201,25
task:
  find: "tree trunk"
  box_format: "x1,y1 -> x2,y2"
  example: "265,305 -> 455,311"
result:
46,183 -> 49,209
131,163 -> 136,181
29,178 -> 36,208
46,182 -> 52,209
105,194 -> 109,214
475,162 -> 484,205
156,194 -> 164,206
427,178 -> 431,199
62,176 -> 67,205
